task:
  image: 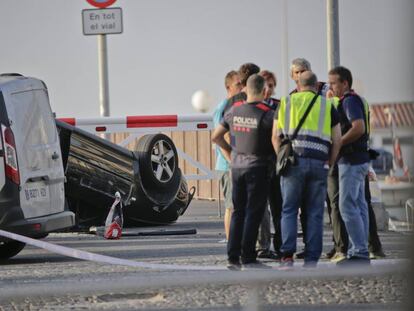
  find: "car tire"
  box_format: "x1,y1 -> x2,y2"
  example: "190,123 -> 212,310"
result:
135,134 -> 180,189
0,241 -> 26,260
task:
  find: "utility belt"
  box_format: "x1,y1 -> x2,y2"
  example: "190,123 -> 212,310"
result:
340,144 -> 379,160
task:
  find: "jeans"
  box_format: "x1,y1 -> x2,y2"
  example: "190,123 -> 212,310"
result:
328,169 -> 383,254
338,162 -> 370,259
228,166 -> 270,263
280,158 -> 328,263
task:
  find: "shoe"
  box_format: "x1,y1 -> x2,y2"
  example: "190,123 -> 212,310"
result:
295,250 -> 305,259
257,250 -> 281,261
227,258 -> 241,270
241,260 -> 271,270
369,250 -> 386,259
278,256 -> 294,270
303,261 -> 318,268
324,248 -> 336,259
336,256 -> 370,267
218,239 -> 228,243
330,252 -> 347,263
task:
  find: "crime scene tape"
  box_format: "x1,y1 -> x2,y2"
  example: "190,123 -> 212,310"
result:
0,229 -> 226,271
0,229 -> 408,272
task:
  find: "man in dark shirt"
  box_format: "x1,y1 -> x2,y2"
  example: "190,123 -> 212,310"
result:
221,63 -> 260,118
212,74 -> 275,269
328,66 -> 371,265
289,58 -> 330,96
256,70 -> 282,260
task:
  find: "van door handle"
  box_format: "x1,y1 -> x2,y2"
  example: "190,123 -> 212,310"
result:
52,152 -> 60,160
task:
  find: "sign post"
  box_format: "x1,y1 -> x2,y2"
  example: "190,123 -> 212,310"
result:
82,0 -> 122,122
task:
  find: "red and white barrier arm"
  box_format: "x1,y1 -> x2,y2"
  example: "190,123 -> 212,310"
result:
57,114 -> 213,134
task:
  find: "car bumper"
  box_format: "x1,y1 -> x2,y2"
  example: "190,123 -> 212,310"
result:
0,211 -> 75,241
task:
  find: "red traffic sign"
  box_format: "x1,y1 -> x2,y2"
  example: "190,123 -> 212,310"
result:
86,0 -> 117,8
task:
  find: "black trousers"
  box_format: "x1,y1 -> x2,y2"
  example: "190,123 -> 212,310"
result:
327,165 -> 383,253
366,176 -> 383,252
327,165 -> 348,253
268,171 -> 283,254
228,166 -> 270,263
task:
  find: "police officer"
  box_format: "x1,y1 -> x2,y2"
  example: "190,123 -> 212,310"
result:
289,58 -> 330,96
272,71 -> 341,268
289,58 -> 330,260
256,70 -> 283,260
328,66 -> 372,265
212,74 -> 275,269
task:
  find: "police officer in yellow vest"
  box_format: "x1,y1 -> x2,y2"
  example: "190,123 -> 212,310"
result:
272,71 -> 341,268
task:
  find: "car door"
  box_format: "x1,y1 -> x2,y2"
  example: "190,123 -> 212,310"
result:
6,81 -> 65,218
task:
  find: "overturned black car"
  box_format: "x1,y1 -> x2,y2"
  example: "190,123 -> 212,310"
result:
57,120 -> 194,229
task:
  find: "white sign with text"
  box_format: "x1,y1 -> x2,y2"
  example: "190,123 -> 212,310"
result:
82,8 -> 123,35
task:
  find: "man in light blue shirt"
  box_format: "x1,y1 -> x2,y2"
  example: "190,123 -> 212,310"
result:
213,70 -> 242,241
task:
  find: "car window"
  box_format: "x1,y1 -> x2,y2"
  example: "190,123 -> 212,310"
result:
11,89 -> 57,146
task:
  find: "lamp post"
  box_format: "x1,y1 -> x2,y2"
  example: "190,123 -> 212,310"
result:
327,0 -> 340,70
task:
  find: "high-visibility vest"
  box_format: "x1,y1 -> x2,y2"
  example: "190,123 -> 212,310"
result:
277,91 -> 335,159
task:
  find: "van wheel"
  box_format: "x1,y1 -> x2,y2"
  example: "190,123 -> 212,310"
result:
0,241 -> 26,260
135,134 -> 179,189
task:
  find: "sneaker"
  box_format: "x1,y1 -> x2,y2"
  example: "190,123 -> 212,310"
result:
295,250 -> 305,259
257,250 -> 281,261
336,256 -> 370,267
218,239 -> 228,244
330,252 -> 347,263
324,248 -> 336,259
278,256 -> 294,270
227,258 -> 241,270
369,250 -> 386,259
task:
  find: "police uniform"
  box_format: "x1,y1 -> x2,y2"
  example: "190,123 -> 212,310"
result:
221,101 -> 275,264
257,97 -> 283,257
335,91 -> 371,261
277,91 -> 339,265
289,81 -> 330,252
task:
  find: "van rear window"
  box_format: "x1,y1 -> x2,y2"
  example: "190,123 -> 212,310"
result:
11,90 -> 56,146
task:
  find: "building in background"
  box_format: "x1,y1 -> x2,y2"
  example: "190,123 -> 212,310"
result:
370,102 -> 414,178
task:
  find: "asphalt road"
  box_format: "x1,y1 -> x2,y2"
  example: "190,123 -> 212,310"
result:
0,200 -> 412,311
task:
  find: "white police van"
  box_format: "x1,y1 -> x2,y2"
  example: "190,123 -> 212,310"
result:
0,74 -> 74,259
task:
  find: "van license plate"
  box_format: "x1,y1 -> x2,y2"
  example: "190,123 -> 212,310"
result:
24,182 -> 49,202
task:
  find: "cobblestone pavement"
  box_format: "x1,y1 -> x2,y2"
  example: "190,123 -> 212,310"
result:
0,200 -> 412,310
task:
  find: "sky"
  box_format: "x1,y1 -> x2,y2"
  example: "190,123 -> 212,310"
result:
0,0 -> 413,118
